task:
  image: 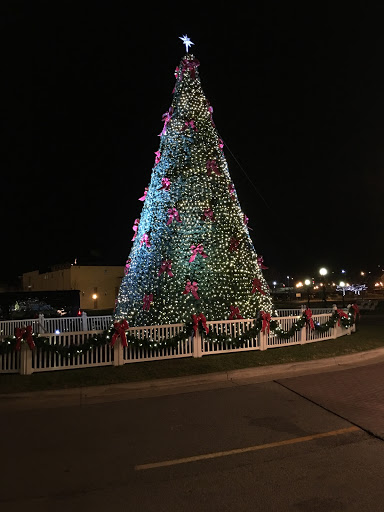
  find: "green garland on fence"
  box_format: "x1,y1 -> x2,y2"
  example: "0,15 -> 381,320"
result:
0,306 -> 357,357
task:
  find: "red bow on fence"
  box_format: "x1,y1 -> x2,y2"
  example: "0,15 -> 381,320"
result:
229,306 -> 243,320
304,308 -> 315,330
15,326 -> 35,351
109,320 -> 129,348
336,309 -> 348,326
351,303 -> 360,321
191,313 -> 209,336
260,311 -> 271,333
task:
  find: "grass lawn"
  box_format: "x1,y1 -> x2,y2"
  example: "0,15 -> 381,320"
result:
1,316 -> 383,395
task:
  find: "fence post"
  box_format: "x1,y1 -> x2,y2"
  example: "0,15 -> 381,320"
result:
259,330 -> 267,351
81,311 -> 88,331
300,305 -> 307,344
113,337 -> 124,366
192,330 -> 202,358
19,344 -> 33,375
38,313 -> 45,334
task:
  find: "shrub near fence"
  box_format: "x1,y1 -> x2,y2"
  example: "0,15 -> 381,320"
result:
0,308 -> 355,375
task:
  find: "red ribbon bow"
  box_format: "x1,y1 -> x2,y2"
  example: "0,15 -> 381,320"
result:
189,244 -> 208,262
140,233 -> 151,248
252,278 -> 266,295
158,177 -> 171,191
304,308 -> 315,329
260,311 -> 271,333
154,151 -> 161,165
138,187 -> 148,201
229,306 -> 243,320
229,237 -> 240,252
203,208 -> 215,221
183,280 -> 200,300
159,107 -> 173,136
110,320 -> 129,348
124,258 -> 131,276
167,207 -> 181,225
206,159 -> 221,176
351,304 -> 360,321
158,260 -> 174,277
191,313 -> 209,336
131,218 -> 140,241
336,309 -> 348,326
182,119 -> 197,132
180,57 -> 200,79
143,294 -> 154,311
257,256 -> 268,270
228,183 -> 235,199
15,326 -> 35,351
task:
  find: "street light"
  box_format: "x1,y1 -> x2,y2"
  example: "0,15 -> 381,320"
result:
304,279 -> 311,306
319,268 -> 328,305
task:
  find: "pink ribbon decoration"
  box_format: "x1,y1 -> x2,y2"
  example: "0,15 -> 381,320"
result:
304,308 -> 315,329
167,207 -> 181,225
203,208 -> 215,221
229,237 -> 240,252
257,255 -> 268,270
158,177 -> 171,191
218,138 -> 224,150
154,150 -> 161,165
138,187 -> 148,201
158,107 -> 174,136
189,244 -> 208,263
131,218 -> 140,241
158,259 -> 174,277
229,306 -> 243,320
143,294 -> 153,311
124,258 -> 131,276
251,278 -> 266,295
140,233 -> 151,248
110,320 -> 129,348
183,280 -> 200,300
228,183 -> 235,199
180,57 -> 200,79
182,119 -> 197,132
206,159 -> 221,176
206,101 -> 215,127
336,308 -> 348,326
260,311 -> 271,333
191,313 -> 209,336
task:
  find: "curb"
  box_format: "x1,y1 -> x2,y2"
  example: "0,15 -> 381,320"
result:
2,346 -> 384,411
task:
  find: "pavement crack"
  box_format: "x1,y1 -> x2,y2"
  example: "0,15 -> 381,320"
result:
273,379 -> 384,443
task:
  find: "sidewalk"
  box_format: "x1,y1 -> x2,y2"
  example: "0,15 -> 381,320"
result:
2,345 -> 384,412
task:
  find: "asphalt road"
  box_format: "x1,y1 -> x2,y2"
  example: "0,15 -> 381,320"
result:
2,363 -> 384,511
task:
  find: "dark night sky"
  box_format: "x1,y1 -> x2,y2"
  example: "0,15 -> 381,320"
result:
2,3 -> 384,284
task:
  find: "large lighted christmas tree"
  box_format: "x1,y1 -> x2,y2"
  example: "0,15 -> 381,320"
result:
115,37 -> 274,326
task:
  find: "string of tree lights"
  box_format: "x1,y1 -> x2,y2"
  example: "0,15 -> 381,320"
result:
114,40 -> 274,326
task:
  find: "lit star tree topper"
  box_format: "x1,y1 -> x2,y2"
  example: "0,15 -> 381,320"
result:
179,34 -> 194,53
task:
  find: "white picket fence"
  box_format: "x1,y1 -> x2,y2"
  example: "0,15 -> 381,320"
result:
0,309 -> 355,375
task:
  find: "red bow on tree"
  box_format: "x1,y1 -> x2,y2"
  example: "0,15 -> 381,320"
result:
191,313 -> 209,336
183,280 -> 200,300
109,320 -> 129,348
229,306 -> 243,320
206,159 -> 221,176
158,177 -> 171,191
131,218 -> 140,241
180,57 -> 200,79
182,119 -> 197,132
158,259 -> 174,277
336,309 -> 348,326
251,278 -> 266,295
202,208 -> 215,221
257,256 -> 268,270
143,294 -> 154,311
154,151 -> 161,165
304,308 -> 315,329
138,187 -> 148,202
229,237 -> 240,252
15,326 -> 35,351
260,311 -> 271,333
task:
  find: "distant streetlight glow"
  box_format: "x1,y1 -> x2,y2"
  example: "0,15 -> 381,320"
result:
304,279 -> 311,286
319,267 -> 327,276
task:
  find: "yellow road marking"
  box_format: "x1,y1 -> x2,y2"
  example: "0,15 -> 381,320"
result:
135,426 -> 360,471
